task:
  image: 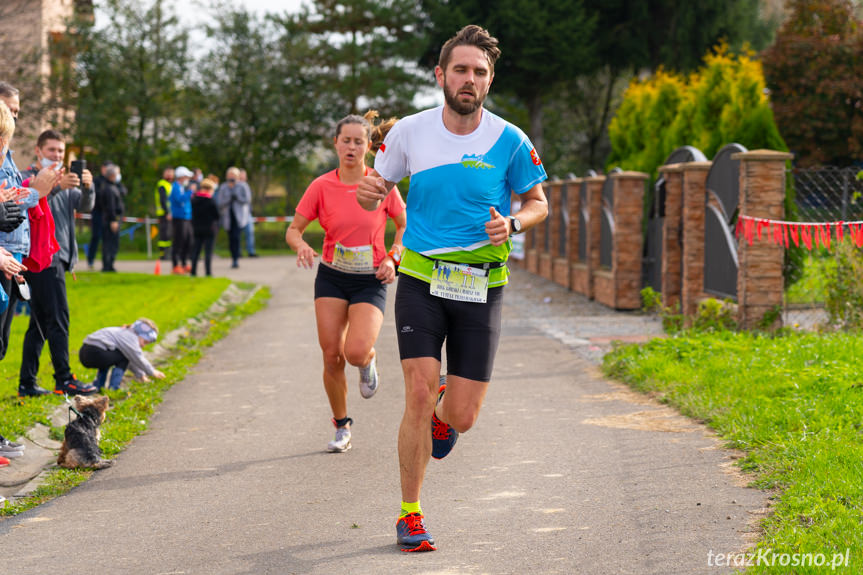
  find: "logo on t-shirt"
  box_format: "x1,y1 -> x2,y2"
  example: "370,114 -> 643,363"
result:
530,148 -> 542,166
460,153 -> 495,170
379,143 -> 386,154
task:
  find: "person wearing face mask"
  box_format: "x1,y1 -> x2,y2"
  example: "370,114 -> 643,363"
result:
100,165 -> 126,272
0,83 -> 62,364
18,129 -> 97,397
216,166 -> 251,269
170,166 -> 194,274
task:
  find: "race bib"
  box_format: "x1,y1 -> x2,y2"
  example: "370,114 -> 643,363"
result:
332,243 -> 375,273
429,260 -> 489,303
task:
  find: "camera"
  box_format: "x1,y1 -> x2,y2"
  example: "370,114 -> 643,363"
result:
70,159 -> 86,180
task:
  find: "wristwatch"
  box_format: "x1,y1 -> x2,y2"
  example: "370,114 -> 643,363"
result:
507,215 -> 522,236
387,246 -> 403,265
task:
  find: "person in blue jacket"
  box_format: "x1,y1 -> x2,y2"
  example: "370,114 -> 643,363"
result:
170,166 -> 194,274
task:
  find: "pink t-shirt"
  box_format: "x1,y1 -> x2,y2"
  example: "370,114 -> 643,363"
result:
296,169 -> 405,267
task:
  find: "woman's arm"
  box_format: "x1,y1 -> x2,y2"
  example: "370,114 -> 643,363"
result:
285,213 -> 317,269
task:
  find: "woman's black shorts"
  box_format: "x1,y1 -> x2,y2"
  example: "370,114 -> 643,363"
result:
314,263 -> 388,313
394,273 -> 503,382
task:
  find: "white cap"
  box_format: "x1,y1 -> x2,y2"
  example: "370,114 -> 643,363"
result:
175,166 -> 193,179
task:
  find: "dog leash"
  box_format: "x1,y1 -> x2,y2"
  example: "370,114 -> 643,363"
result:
65,395 -> 82,423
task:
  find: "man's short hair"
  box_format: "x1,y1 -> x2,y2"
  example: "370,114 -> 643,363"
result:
36,129 -> 65,149
438,25 -> 501,72
0,82 -> 19,99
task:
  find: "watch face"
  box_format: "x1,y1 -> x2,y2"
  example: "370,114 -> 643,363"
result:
510,216 -> 521,233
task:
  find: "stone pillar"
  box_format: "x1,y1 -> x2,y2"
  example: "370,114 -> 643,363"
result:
593,171 -> 648,310
538,182 -> 557,281
734,150 -> 792,330
680,162 -> 712,318
570,176 -> 605,298
657,164 -> 684,309
552,180 -> 572,288
525,213 -> 539,274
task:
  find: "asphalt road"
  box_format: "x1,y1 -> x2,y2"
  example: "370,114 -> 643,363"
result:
0,255 -> 766,574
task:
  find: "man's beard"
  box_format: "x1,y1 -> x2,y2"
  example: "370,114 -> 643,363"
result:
444,79 -> 485,116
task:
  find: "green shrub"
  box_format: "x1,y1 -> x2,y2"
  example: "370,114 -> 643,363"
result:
825,239 -> 863,330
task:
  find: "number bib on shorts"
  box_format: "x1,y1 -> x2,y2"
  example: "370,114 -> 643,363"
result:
429,260 -> 489,303
332,243 -> 375,273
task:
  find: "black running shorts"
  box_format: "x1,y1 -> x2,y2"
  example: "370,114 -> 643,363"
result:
314,263 -> 388,313
394,273 -> 503,382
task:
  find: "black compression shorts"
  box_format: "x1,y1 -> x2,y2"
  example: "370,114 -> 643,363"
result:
314,263 -> 388,313
394,273 -> 503,382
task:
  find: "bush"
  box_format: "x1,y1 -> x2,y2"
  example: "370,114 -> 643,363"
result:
608,43 -> 788,176
825,239 -> 863,330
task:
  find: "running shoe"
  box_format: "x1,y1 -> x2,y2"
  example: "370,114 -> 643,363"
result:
0,436 -> 24,459
327,420 -> 352,453
54,376 -> 98,396
359,356 -> 378,399
431,384 -> 458,460
396,513 -> 436,552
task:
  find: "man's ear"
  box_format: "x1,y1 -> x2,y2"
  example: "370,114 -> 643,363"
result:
434,65 -> 444,88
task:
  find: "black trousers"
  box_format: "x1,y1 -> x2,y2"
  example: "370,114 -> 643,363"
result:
0,272 -> 22,361
228,215 -> 241,264
19,263 -> 72,386
87,209 -> 102,266
102,224 -> 119,271
191,234 -> 215,276
171,219 -> 192,267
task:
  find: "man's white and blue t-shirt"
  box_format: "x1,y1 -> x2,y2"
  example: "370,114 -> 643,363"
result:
374,106 -> 547,286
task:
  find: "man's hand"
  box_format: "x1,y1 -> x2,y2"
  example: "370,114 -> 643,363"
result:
59,171 -> 81,190
81,169 -> 93,189
110,221 -> 119,232
30,163 -> 62,198
485,207 -> 510,247
356,176 -> 389,211
152,370 -> 166,380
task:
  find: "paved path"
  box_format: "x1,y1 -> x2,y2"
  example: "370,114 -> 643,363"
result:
0,255 -> 765,574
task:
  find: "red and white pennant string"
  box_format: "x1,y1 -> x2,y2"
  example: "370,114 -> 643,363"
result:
735,215 -> 863,250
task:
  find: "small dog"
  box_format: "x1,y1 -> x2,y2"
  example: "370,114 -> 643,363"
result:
57,395 -> 113,470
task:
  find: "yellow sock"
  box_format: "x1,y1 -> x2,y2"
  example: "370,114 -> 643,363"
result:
400,501 -> 422,517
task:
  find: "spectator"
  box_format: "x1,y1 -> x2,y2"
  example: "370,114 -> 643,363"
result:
154,167 -> 173,261
87,161 -> 113,270
0,83 -> 60,362
170,166 -> 194,274
216,166 -> 251,269
100,165 -> 125,272
239,168 -> 258,257
79,318 -> 165,390
18,129 -> 97,397
190,178 -> 219,277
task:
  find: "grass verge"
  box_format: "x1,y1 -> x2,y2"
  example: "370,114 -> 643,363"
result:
0,273 -> 269,517
603,330 -> 861,574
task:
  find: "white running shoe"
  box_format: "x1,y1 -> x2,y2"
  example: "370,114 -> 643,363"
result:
359,356 -> 379,399
327,426 -> 352,453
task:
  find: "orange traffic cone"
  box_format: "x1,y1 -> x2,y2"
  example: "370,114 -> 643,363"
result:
154,260 -> 161,275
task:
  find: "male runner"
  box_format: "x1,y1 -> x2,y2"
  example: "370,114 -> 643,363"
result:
356,24 -> 548,552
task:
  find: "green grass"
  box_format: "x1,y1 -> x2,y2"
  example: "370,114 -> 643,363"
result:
0,271 -> 270,516
603,331 -> 862,573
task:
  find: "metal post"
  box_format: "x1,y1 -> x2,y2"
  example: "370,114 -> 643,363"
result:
842,169 -> 850,221
145,216 -> 152,259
